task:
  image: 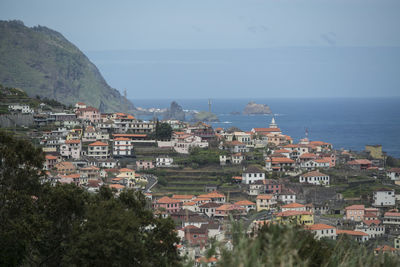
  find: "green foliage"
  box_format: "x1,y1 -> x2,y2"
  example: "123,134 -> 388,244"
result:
153,121 -> 173,140
0,131 -> 180,266
386,156 -> 400,167
180,147 -> 221,167
0,20 -> 133,112
218,222 -> 399,267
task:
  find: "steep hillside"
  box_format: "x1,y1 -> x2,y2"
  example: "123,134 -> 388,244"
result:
0,20 -> 134,112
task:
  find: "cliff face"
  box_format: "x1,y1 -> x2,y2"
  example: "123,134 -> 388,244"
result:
243,101 -> 272,115
0,20 -> 134,112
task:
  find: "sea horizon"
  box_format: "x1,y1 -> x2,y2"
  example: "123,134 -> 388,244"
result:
131,97 -> 400,158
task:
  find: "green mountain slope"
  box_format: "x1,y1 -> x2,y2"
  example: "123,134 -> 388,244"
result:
0,20 -> 134,112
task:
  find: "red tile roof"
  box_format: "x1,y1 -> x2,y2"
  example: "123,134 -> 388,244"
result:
268,157 -> 295,164
281,203 -> 305,209
235,200 -> 255,206
88,141 -> 108,146
347,159 -> 372,165
172,195 -> 194,200
156,196 -> 182,204
306,224 -> 335,230
337,230 -> 368,236
65,139 -> 81,144
345,205 -> 365,210
256,194 -> 274,200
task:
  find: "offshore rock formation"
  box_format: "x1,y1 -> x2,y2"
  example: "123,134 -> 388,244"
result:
163,101 -> 185,121
243,101 -> 272,115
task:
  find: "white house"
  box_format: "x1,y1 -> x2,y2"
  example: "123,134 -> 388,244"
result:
300,159 -> 330,170
8,104 -> 33,114
306,224 -> 337,240
113,137 -> 133,157
387,168 -> 400,181
299,171 -> 330,186
60,139 -> 81,159
281,203 -> 305,212
373,189 -> 396,207
356,220 -> 385,239
242,166 -> 265,184
278,189 -> 297,204
87,141 -> 109,159
156,156 -> 174,167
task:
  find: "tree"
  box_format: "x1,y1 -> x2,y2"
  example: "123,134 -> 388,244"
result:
0,131 -> 44,265
154,121 -> 172,140
0,131 -> 181,266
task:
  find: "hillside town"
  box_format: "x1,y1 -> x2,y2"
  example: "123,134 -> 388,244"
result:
2,97 -> 400,264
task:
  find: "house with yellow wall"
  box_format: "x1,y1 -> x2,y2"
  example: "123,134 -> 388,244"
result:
274,210 -> 314,226
256,194 -> 277,212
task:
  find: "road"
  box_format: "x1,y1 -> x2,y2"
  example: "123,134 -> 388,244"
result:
142,174 -> 158,192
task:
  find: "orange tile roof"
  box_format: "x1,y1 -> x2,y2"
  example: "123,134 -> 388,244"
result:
268,157 -> 295,164
363,219 -> 381,226
337,230 -> 368,236
345,205 -> 365,210
235,200 -> 255,206
119,168 -> 134,172
156,196 -> 182,204
283,144 -> 299,148
172,194 -> 194,200
253,128 -> 281,132
314,159 -> 330,163
216,204 -> 244,211
348,159 -> 372,165
256,194 -> 274,200
192,197 -> 211,202
61,173 -> 80,179
275,149 -> 290,153
197,191 -> 225,199
109,184 -> 125,189
306,224 -> 335,230
232,176 -> 242,180
45,155 -> 57,160
65,139 -> 81,144
88,141 -> 108,146
375,245 -> 396,252
183,201 -> 196,206
299,153 -> 317,159
281,203 -> 305,209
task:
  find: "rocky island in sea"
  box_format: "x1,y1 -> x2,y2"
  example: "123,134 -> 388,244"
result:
243,101 -> 272,115
191,111 -> 219,122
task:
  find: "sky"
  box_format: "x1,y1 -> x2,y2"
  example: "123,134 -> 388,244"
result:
1,0 -> 400,98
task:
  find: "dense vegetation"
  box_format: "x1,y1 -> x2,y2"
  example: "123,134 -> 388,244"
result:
0,131 -> 180,266
0,20 -> 133,112
218,222 -> 399,267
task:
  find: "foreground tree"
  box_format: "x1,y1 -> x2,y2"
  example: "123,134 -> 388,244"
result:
0,131 -> 180,266
218,222 -> 399,267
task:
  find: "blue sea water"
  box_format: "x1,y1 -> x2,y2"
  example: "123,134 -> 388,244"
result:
131,98 -> 400,158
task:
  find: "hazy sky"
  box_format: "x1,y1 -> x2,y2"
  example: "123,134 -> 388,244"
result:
1,0 -> 400,98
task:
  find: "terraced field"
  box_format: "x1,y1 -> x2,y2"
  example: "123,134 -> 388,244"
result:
150,167 -> 243,197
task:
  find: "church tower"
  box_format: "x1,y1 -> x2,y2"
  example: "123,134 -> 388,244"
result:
269,117 -> 278,128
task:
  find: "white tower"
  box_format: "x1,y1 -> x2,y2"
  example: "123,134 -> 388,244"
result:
269,117 -> 278,128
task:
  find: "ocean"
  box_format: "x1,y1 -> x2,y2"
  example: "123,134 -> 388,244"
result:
131,98 -> 400,158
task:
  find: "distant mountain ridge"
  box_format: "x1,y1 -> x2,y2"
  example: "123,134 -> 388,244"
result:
0,20 -> 134,112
